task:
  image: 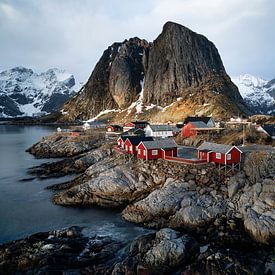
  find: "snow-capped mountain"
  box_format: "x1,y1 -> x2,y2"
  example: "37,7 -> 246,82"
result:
231,74 -> 275,115
0,67 -> 79,117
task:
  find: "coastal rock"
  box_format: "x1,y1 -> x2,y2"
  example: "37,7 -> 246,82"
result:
26,132 -> 104,158
122,180 -> 225,229
53,162 -> 159,207
236,152 -> 275,244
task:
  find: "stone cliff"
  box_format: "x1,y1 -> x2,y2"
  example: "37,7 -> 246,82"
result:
61,22 -> 249,122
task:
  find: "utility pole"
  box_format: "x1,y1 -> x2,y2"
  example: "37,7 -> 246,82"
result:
242,124 -> 245,146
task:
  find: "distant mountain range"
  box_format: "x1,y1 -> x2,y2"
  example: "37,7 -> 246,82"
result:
232,74 -> 275,115
0,67 -> 78,118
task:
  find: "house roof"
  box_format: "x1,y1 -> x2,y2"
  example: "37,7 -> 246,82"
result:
197,142 -> 242,154
126,121 -> 149,126
262,125 -> 275,137
148,124 -> 176,132
108,124 -> 122,128
184,116 -> 214,125
188,121 -> 209,128
125,136 -> 153,145
140,139 -> 177,149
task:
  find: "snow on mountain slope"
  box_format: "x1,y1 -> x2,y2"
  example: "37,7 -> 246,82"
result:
0,67 -> 79,117
231,74 -> 275,115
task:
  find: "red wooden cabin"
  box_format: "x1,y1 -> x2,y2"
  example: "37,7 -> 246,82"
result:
117,136 -> 129,148
123,121 -> 149,132
137,139 -> 178,160
181,121 -> 208,137
106,125 -> 123,132
197,142 -> 242,164
124,136 -> 153,154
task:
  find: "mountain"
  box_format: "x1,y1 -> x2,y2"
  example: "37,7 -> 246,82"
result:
0,67 -> 78,118
232,74 -> 275,115
61,22 -> 249,123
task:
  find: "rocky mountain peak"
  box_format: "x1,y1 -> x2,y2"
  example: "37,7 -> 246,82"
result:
61,22 -> 249,122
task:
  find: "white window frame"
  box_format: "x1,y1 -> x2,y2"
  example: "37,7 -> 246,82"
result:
226,154 -> 231,160
125,145 -> 128,151
152,149 -> 158,156
216,153 -> 221,159
129,145 -> 132,151
138,149 -> 141,154
143,149 -> 146,156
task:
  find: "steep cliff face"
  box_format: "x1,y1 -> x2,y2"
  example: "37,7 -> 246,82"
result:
143,22 -> 244,108
62,38 -> 150,120
61,22 -> 249,122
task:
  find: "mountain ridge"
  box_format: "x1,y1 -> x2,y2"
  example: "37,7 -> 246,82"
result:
231,74 -> 275,115
0,67 -> 78,117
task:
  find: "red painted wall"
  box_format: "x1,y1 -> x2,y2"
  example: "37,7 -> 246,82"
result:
198,150 -> 208,160
137,143 -> 147,159
181,122 -> 197,137
226,147 -> 241,164
124,139 -> 137,154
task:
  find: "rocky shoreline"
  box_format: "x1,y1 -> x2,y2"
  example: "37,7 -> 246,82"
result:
1,132 -> 274,274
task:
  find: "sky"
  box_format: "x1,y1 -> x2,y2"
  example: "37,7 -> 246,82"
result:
0,0 -> 274,83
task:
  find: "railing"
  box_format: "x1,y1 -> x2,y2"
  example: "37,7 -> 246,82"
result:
164,155 -> 207,164
113,146 -> 126,155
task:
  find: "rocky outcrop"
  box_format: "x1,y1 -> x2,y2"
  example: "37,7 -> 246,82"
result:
143,22 -> 245,110
61,22 -> 248,122
122,179 -> 226,230
26,132 -> 104,158
53,159 -> 162,207
61,38 -> 150,120
0,227 -> 271,274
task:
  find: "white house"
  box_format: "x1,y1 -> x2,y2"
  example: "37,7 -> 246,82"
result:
145,124 -> 178,138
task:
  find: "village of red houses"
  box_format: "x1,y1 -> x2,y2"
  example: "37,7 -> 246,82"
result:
59,116 -> 274,175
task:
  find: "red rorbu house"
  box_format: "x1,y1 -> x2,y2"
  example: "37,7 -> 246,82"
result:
137,139 -> 178,160
124,136 -> 154,155
117,136 -> 129,148
106,125 -> 123,133
181,121 -> 209,138
197,142 -> 242,165
123,121 -> 149,132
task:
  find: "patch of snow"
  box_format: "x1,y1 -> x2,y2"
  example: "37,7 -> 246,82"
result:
86,109 -> 119,122
161,101 -> 175,112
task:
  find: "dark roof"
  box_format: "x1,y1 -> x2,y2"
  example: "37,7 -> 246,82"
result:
184,116 -> 214,125
131,121 -> 149,125
262,125 -> 275,137
141,138 -> 177,149
148,124 -> 176,132
120,135 -> 130,142
126,136 -> 153,145
108,124 -> 122,128
197,142 -> 242,154
188,121 -> 208,128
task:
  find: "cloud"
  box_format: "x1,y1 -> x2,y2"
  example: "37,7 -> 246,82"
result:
0,0 -> 274,82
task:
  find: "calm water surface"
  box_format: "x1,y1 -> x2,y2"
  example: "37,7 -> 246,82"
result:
0,125 -> 146,244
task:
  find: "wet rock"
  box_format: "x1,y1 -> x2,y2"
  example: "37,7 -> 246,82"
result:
26,132 -> 103,158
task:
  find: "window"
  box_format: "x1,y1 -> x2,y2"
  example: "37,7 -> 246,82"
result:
138,149 -> 141,154
129,145 -> 132,151
227,154 -> 231,160
144,150 -> 146,156
152,149 -> 158,155
216,153 -> 221,159
125,145 -> 128,151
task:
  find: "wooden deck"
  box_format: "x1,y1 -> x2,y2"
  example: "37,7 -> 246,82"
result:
113,145 -> 126,155
164,155 -> 207,165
